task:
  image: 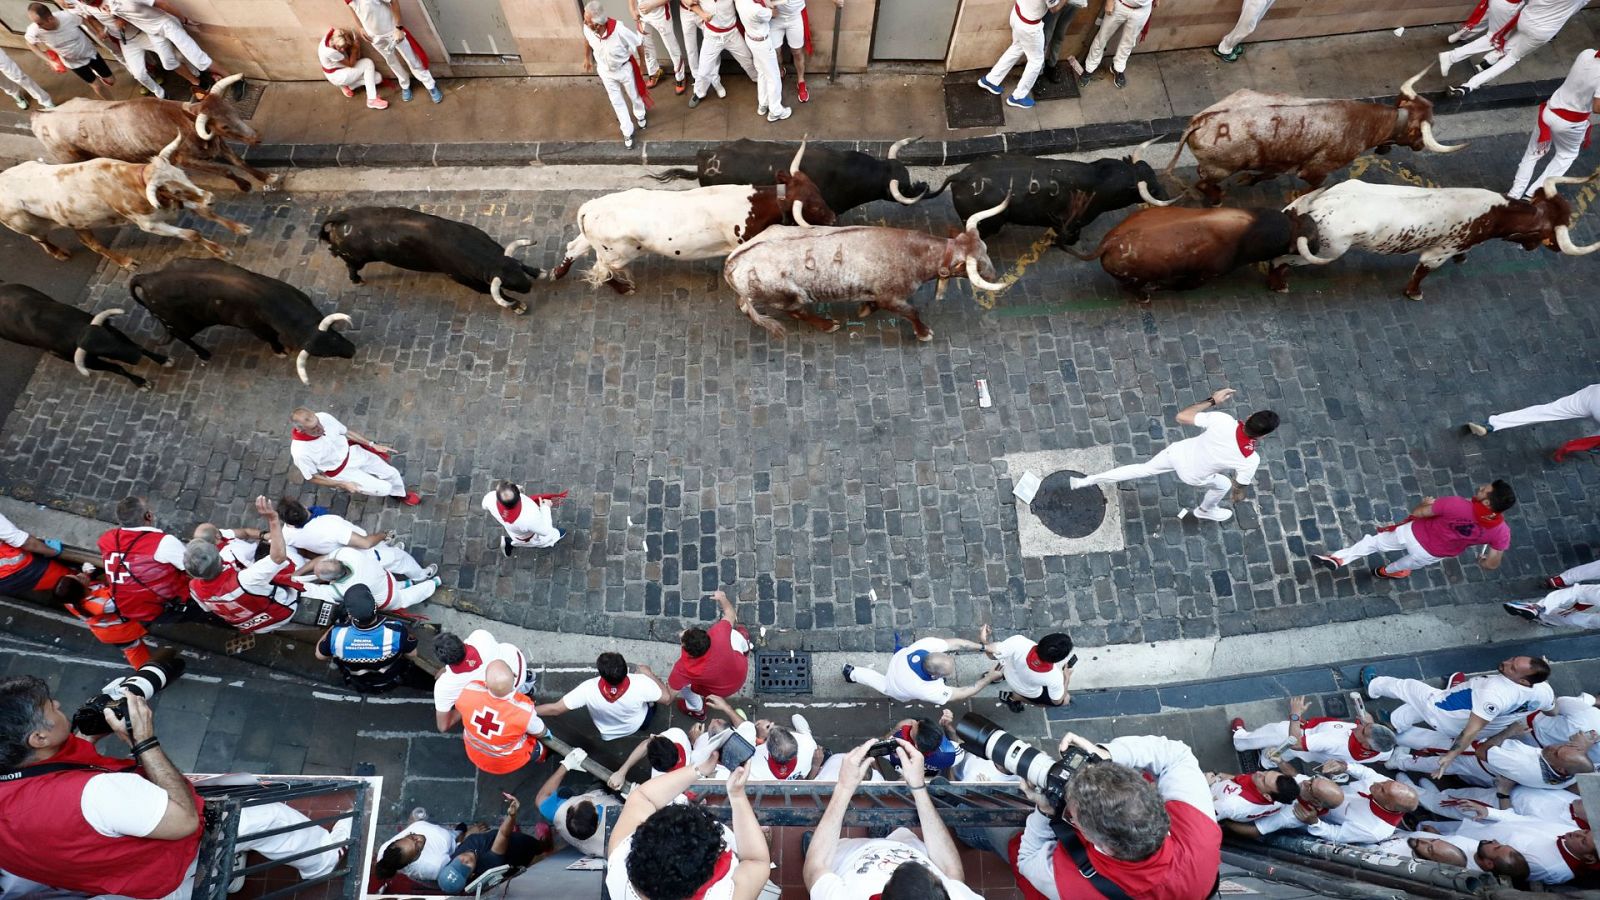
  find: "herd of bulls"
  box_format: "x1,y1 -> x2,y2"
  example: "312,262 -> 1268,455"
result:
2,64 -> 1598,391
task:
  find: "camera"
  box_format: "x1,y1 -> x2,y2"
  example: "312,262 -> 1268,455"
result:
72,656 -> 186,736
956,713 -> 1098,812
866,740 -> 900,759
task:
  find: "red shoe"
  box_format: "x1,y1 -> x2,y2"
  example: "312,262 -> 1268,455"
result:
1372,565 -> 1410,580
676,698 -> 707,720
674,79 -> 686,96
341,86 -> 355,98
645,67 -> 662,88
1447,671 -> 1466,689
1545,575 -> 1569,589
1229,717 -> 1245,734
796,81 -> 809,103
403,490 -> 422,506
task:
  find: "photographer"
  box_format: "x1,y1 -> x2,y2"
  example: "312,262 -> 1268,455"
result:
0,675 -> 351,898
803,738 -> 980,899
605,762 -> 769,900
1013,732 -> 1221,900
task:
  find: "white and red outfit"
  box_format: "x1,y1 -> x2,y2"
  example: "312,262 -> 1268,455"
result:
213,528 -> 259,571
0,50 -> 51,108
97,525 -> 189,623
432,629 -> 534,716
1306,764 -> 1407,844
1217,0 -> 1277,55
692,0 -> 758,101
585,16 -> 652,141
1389,740 -> 1573,790
994,635 -> 1069,704
1083,0 -> 1154,76
811,829 -> 983,900
848,637 -> 958,705
481,488 -> 564,549
650,726 -> 696,778
1210,774 -> 1286,824
344,0 -> 434,92
282,513 -> 427,581
1511,50 -> 1600,198
314,545 -> 434,612
1451,0 -> 1523,44
667,618 -> 751,713
769,0 -> 811,59
984,0 -> 1054,100
606,824 -> 741,900
561,674 -> 663,741
289,412 -> 406,499
1445,0 -> 1591,91
739,720 -> 818,781
1369,671 -> 1553,745
1233,717 -> 1392,769
67,0 -> 178,97
318,30 -> 381,103
189,554 -> 302,634
1524,693 -> 1600,757
1528,584 -> 1600,629
1077,410 -> 1260,520
736,0 -> 789,119
637,0 -> 687,87
1453,808 -> 1594,885
677,0 -> 703,91
106,0 -> 212,71
1328,495 -> 1511,575
1485,383 -> 1600,460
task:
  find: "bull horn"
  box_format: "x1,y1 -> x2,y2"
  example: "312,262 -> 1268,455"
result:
1399,66 -> 1428,100
792,199 -> 810,227
964,194 -> 1011,233
144,179 -> 162,210
505,238 -> 533,256
1137,180 -> 1175,206
90,308 -> 125,326
1419,120 -> 1466,153
964,256 -> 1015,292
889,178 -> 919,205
194,113 -> 212,141
295,350 -> 312,385
209,73 -> 244,97
159,133 -> 183,162
489,276 -> 513,308
888,137 -> 920,160
317,312 -> 352,331
74,348 -> 91,377
1556,224 -> 1600,255
1129,136 -> 1159,166
789,137 -> 807,175
1541,173 -> 1600,198
1296,235 -> 1337,264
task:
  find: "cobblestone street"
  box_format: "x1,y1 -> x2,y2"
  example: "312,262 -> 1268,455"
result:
3,130 -> 1598,653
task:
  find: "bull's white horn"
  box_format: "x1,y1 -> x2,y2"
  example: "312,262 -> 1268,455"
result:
89,308 -> 124,326
144,179 -> 163,210
964,256 -> 1014,292
1399,66 -> 1428,100
209,73 -> 244,97
159,133 -> 183,162
1296,235 -> 1338,264
888,136 -> 920,160
1556,224 -> 1600,255
792,199 -> 810,227
73,348 -> 91,377
1419,121 -> 1466,153
505,238 -> 533,256
1541,173 -> 1599,198
889,179 -> 919,205
1129,136 -> 1159,166
964,195 -> 1011,233
789,137 -> 807,176
295,350 -> 311,385
489,276 -> 513,308
194,113 -> 212,141
1137,181 -> 1175,207
317,312 -> 352,331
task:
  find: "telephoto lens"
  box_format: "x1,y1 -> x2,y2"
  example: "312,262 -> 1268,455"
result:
72,655 -> 187,736
955,713 -> 1059,788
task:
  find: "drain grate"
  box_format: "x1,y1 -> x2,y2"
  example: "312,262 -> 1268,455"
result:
756,650 -> 813,694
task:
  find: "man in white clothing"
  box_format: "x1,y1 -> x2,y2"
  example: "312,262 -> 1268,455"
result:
1078,0 -> 1156,90
1506,583 -> 1600,629
482,481 -> 565,556
344,0 -> 441,103
1230,694 -> 1398,768
1508,50 -> 1600,197
190,522 -> 259,570
66,0 -> 191,100
25,4 -> 115,99
1072,387 -> 1278,523
1446,802 -> 1598,884
1215,0 -> 1275,61
1208,769 -> 1301,826
608,724 -> 730,789
106,0 -> 231,88
1464,382 -> 1600,460
1362,658 -> 1555,775
978,0 -> 1065,108
705,696 -> 825,781
318,27 -> 387,109
1304,762 -> 1418,844
771,0 -> 833,103
1521,694 -> 1600,762
432,629 -> 534,732
0,50 -> 51,110
375,809 -> 457,886
274,497 -> 432,580
1387,730 -> 1593,789
630,0 -> 679,93
583,2 -> 652,149
843,635 -> 1003,705
1448,0 -> 1523,45
536,652 -> 670,741
979,625 -> 1074,712
289,408 -> 421,505
1440,0 -> 1590,95
687,0 -> 758,109
304,545 -> 438,613
736,0 -> 791,122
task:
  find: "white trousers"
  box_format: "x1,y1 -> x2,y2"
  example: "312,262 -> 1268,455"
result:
119,31 -> 181,98
385,575 -> 436,611
1559,558 -> 1600,584
847,666 -> 892,696
1217,0 -> 1275,54
324,58 -> 381,101
371,544 -> 427,580
679,684 -> 705,711
145,17 -> 211,71
1487,383 -> 1600,433
746,35 -> 787,114
680,17 -> 702,86
1084,2 -> 1151,74
984,8 -> 1047,99
0,52 -> 50,104
1457,0 -> 1521,40
1447,30 -> 1545,90
599,71 -> 648,138
1081,447 -> 1233,512
342,446 -> 406,497
370,28 -> 434,91
1510,106 -> 1589,198
1329,521 -> 1443,572
500,499 -> 562,548
694,26 -> 757,98
1368,675 -> 1479,741
640,11 -> 687,81
128,803 -> 352,900
1537,584 -> 1600,628
1232,720 -> 1300,768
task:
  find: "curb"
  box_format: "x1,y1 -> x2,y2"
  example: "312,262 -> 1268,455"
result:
241,79 -> 1556,170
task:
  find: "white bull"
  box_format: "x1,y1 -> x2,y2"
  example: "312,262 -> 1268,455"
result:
0,134 -> 251,269
1287,176 -> 1599,300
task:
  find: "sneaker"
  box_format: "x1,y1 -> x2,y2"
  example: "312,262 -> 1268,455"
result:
1113,71 -> 1127,89
1544,575 -> 1569,589
842,663 -> 855,684
428,85 -> 443,103
976,76 -> 1002,96
422,564 -> 439,579
410,806 -> 428,822
1358,665 -> 1379,695
1447,84 -> 1471,98
636,118 -> 647,130
401,86 -> 414,102
624,136 -> 635,149
714,83 -> 727,98
1069,476 -> 1088,490
1372,564 -> 1410,579
674,79 -> 686,95
1229,717 -> 1245,734
797,81 -> 809,102
39,98 -> 54,109
228,852 -> 247,893
1503,601 -> 1542,622
688,94 -> 702,108
757,104 -> 767,116
1191,506 -> 1234,522
1005,94 -> 1035,108
367,97 -> 389,110
1447,26 -> 1471,43
501,534 -> 514,557
676,697 -> 707,720
1312,554 -> 1343,571
791,714 -> 812,735
767,108 -> 792,122
10,95 -> 27,111
1462,422 -> 1490,437
1077,71 -> 1093,88
998,691 -> 1025,714
1446,671 -> 1466,689
403,490 -> 422,506
430,576 -> 443,588
1437,50 -> 1453,77
646,66 -> 662,87
341,86 -> 355,98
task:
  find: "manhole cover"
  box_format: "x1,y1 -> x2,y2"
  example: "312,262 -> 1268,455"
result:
1028,470 -> 1106,539
755,650 -> 812,694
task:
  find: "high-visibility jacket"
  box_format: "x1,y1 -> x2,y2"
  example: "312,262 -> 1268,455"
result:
96,529 -> 189,622
454,683 -> 546,774
64,582 -> 149,646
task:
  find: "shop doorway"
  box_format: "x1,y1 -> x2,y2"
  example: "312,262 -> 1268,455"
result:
418,0 -> 520,60
871,0 -> 960,61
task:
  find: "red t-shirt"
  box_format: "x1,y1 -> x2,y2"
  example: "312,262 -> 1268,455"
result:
1410,496 -> 1511,558
668,619 -> 750,698
1025,801 -> 1220,900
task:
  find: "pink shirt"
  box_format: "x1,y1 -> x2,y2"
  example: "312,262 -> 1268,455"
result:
1410,496 -> 1511,557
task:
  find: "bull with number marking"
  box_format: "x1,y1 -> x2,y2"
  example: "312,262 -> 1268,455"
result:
1167,68 -> 1467,205
318,207 -> 544,314
1286,174 -> 1600,300
723,197 -> 1016,341
551,142 -> 836,293
0,286 -> 169,390
129,258 -> 356,386
650,136 -> 934,214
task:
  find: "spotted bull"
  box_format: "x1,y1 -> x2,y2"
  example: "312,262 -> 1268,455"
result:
552,143 -> 836,293
1287,174 -> 1600,300
722,198 -> 1017,341
1069,205 -> 1304,300
650,136 -> 934,214
0,286 -> 169,390
1168,68 -> 1467,205
129,258 -> 356,385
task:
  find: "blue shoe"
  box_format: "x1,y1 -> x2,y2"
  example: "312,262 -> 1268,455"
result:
401,86 -> 414,102
1005,94 -> 1035,108
1358,665 -> 1378,696
428,86 -> 443,103
976,76 -> 1002,96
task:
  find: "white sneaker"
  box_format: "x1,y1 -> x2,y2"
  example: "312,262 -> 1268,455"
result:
421,563 -> 438,579
767,107 -> 792,122
9,95 -> 27,110
1069,476 -> 1088,490
1438,50 -> 1453,77
791,713 -> 812,735
39,98 -> 55,110
1191,506 -> 1234,522
714,83 -> 727,98
757,104 -> 767,116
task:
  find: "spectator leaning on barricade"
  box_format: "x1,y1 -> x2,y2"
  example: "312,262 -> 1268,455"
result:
534,748 -> 616,859
668,589 -> 752,720
605,762 -> 770,900
0,511 -> 71,602
703,694 -> 825,781
0,677 -> 351,897
609,723 -> 729,790
184,496 -> 322,638
315,583 -> 436,694
432,628 -> 534,732
535,652 -> 670,741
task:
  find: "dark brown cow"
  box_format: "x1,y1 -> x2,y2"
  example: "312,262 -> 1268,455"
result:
1069,205 -> 1306,301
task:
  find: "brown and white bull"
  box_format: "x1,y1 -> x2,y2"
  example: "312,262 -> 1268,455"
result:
722,198 -> 1016,341
1168,68 -> 1467,205
552,143 -> 837,293
1287,174 -> 1600,300
0,134 -> 251,268
31,74 -> 277,192
1069,205 -> 1306,300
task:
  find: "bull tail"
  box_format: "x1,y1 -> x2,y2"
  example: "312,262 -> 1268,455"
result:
737,296 -> 787,339
922,174 -> 959,201
1063,240 -> 1110,263
649,167 -> 700,183
1162,119 -> 1206,177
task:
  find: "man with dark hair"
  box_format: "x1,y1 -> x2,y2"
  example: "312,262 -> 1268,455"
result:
608,724 -> 727,790
606,763 -> 769,900
97,496 -> 190,624
315,584 -> 435,693
874,710 -> 962,780
668,589 -> 752,720
436,796 -> 548,892
25,3 -> 116,99
536,652 -> 669,740
981,625 -> 1075,712
535,748 -> 615,858
431,628 -> 533,732
1073,387 -> 1277,524
0,511 -> 70,602
1316,480 -> 1516,579
481,480 -> 566,556
1364,657 -> 1554,780
374,807 -> 456,886
805,738 -> 978,898
1208,768 -> 1301,825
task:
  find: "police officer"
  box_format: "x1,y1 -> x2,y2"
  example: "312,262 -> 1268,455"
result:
314,584 -> 435,694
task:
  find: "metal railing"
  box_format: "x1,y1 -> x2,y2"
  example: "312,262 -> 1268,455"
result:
607,780 -> 1036,828
191,777 -> 369,900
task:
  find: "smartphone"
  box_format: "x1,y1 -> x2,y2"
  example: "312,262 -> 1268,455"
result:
866,740 -> 899,759
501,791 -> 517,803
719,732 -> 757,771
1067,654 -> 1079,668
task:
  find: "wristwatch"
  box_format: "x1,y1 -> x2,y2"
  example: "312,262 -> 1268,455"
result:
1289,714 -> 1301,722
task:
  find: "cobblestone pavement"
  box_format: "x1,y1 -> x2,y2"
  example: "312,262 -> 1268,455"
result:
2,130 -> 1598,653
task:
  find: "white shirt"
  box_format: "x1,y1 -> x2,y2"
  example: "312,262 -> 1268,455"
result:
702,0 -> 740,30
1550,49 -> 1600,113
317,36 -> 349,72
1165,411 -> 1262,486
1015,0 -> 1052,20
560,676 -> 663,741
769,0 -> 805,20
1457,809 -> 1578,884
583,19 -> 642,78
26,12 -> 99,68
479,491 -> 550,542
1293,719 -> 1393,766
606,826 -> 739,900
1307,764 -> 1403,844
1512,784 -> 1580,826
290,412 -> 357,480
809,830 -> 983,900
106,0 -> 175,34
1374,831 -> 1484,872
232,554 -> 299,605
748,725 -> 819,781
734,0 -> 772,39
881,638 -> 955,704
66,0 -> 131,38
283,514 -> 364,559
1527,694 -> 1600,758
651,727 -> 696,777
80,772 -> 169,837
318,545 -> 393,604
0,513 -> 30,548
216,528 -> 259,569
347,0 -> 399,37
1485,742 -> 1573,789
1516,0 -> 1589,41
1210,776 -> 1285,823
376,820 -> 457,883
433,630 -> 527,712
994,636 -> 1067,703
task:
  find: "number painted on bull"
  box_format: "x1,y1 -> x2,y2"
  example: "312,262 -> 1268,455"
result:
704,153 -> 723,177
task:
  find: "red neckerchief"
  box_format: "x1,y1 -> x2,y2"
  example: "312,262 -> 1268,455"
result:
1557,833 -> 1600,872
1235,424 -> 1257,457
1232,774 -> 1272,806
600,17 -> 618,37
1360,792 -> 1404,826
671,744 -> 687,771
323,29 -> 337,48
1024,647 -> 1054,673
1576,809 -> 1590,830
1348,733 -> 1378,761
690,851 -> 735,899
1471,499 -> 1502,528
448,645 -> 484,674
291,428 -> 320,441
767,753 -> 798,779
598,676 -> 630,704
496,498 -> 520,521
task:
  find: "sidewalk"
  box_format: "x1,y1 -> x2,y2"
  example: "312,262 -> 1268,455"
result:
2,15 -> 1597,165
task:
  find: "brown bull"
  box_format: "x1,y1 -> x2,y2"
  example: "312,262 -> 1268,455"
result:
1167,67 -> 1466,205
1069,204 -> 1306,301
31,74 -> 277,192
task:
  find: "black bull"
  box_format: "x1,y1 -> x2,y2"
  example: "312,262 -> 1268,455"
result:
0,284 -> 169,390
650,138 -> 933,214
934,154 -> 1170,248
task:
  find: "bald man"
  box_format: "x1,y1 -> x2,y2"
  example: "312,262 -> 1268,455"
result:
288,407 -> 420,505
456,659 -> 550,774
303,546 -> 438,613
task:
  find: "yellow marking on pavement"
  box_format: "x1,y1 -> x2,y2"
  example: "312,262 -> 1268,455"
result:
975,230 -> 1056,310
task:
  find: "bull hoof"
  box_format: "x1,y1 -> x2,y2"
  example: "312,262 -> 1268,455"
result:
917,331 -> 934,342
1272,285 -> 1289,294
233,225 -> 253,237
138,381 -> 153,392
513,304 -> 528,316
1404,291 -> 1423,301
162,358 -> 175,368
119,260 -> 141,270
825,322 -> 842,333
263,175 -> 284,192
274,351 -> 288,358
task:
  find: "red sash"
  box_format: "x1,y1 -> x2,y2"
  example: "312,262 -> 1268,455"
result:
1554,435 -> 1600,461
628,56 -> 656,110
1461,0 -> 1522,29
1538,103 -> 1596,151
401,27 -> 429,68
706,17 -> 739,32
1490,10 -> 1519,51
1014,2 -> 1042,25
799,6 -> 813,54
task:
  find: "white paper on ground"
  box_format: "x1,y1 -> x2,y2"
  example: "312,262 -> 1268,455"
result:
1013,472 -> 1041,504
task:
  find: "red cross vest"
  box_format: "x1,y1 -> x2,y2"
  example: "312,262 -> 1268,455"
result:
189,561 -> 299,633
97,529 -> 190,622
455,683 -> 541,774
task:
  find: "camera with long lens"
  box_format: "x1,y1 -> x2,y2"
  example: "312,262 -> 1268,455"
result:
72,656 -> 186,737
956,713 -> 1098,813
